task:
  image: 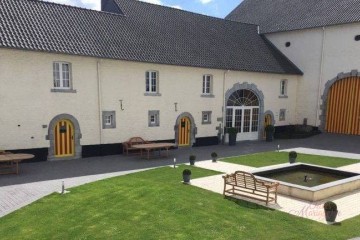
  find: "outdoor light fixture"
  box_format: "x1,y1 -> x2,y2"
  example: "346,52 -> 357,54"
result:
174,158 -> 177,168
174,102 -> 178,112
119,100 -> 124,111
61,181 -> 65,194
277,145 -> 280,152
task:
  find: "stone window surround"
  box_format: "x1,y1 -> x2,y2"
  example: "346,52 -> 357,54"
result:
102,111 -> 116,129
51,61 -> 76,93
279,109 -> 286,121
201,74 -> 214,97
279,79 -> 288,98
148,110 -> 160,127
202,111 -> 212,124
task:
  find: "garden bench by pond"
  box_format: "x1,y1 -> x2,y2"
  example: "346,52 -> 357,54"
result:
223,171 -> 279,206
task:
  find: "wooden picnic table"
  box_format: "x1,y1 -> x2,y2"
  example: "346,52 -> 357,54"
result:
0,153 -> 34,175
132,143 -> 176,160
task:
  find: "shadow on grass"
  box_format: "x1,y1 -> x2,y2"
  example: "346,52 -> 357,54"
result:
224,196 -> 274,211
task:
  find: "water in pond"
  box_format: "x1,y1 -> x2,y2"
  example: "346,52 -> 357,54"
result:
256,169 -> 348,187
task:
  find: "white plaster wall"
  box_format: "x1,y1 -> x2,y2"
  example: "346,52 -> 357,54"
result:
266,22 -> 360,127
0,49 -> 298,150
0,49 -> 101,150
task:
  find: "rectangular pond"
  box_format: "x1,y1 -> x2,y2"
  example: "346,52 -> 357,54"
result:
252,163 -> 360,202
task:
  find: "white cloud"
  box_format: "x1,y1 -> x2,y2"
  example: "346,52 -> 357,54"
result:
199,0 -> 213,4
80,0 -> 100,10
139,0 -> 163,5
43,0 -> 181,12
138,0 -> 182,10
170,5 -> 182,10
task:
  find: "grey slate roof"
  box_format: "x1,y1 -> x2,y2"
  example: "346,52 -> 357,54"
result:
0,0 -> 302,75
226,0 -> 360,33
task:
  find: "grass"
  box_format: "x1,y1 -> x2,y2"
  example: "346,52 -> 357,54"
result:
1,164 -> 360,239
221,151 -> 359,168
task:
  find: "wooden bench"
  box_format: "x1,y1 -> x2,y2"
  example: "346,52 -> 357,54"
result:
223,171 -> 279,206
122,137 -> 152,155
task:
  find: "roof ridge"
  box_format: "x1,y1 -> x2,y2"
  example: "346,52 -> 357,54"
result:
30,0 -> 125,16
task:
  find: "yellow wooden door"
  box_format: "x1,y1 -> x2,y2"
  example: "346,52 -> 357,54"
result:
263,114 -> 272,138
326,77 -> 360,135
178,117 -> 191,146
54,120 -> 75,157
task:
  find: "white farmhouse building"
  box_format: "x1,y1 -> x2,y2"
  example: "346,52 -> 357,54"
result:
0,0 -> 358,161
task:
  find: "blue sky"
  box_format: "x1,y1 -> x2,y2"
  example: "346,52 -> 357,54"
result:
45,0 -> 242,18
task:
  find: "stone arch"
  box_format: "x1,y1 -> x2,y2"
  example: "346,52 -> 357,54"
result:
46,113 -> 82,161
225,82 -> 265,140
174,112 -> 197,146
264,110 -> 276,126
319,70 -> 359,131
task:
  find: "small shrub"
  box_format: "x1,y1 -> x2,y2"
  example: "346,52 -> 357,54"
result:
211,152 -> 218,158
227,127 -> 237,134
183,169 -> 192,175
265,125 -> 275,132
324,201 -> 337,211
289,151 -> 297,158
189,155 -> 196,161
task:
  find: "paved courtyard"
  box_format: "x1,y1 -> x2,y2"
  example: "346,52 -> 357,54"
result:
191,153 -> 360,224
0,133 -> 360,219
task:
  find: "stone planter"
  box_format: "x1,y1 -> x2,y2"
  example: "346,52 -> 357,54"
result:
325,210 -> 338,223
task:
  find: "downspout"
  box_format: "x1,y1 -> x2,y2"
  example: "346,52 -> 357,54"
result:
97,60 -> 103,147
316,27 -> 326,126
222,70 -> 230,144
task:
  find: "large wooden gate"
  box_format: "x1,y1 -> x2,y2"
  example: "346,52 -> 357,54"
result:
326,77 -> 360,135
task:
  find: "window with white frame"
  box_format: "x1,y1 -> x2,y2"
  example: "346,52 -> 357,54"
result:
148,110 -> 160,127
53,62 -> 71,89
279,109 -> 286,121
105,115 -> 113,126
280,79 -> 287,97
202,75 -> 213,95
202,111 -> 212,124
145,71 -> 158,93
102,111 -> 116,129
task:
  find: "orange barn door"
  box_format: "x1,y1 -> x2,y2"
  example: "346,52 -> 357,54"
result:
54,120 -> 75,157
178,117 -> 191,146
326,77 -> 360,135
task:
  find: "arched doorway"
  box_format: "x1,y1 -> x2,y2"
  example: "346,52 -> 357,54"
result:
226,89 -> 260,141
47,114 -> 82,161
174,112 -> 197,147
325,76 -> 360,135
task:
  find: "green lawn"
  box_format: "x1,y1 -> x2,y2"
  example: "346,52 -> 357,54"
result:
1,165 -> 360,239
221,151 -> 359,168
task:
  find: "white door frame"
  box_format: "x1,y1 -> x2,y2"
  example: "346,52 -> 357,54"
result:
227,106 -> 259,141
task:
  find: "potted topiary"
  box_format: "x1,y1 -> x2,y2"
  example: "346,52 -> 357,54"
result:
324,201 -> 338,223
189,155 -> 196,165
182,169 -> 192,184
211,152 -> 218,162
227,127 -> 237,146
265,125 -> 275,142
289,151 -> 297,163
